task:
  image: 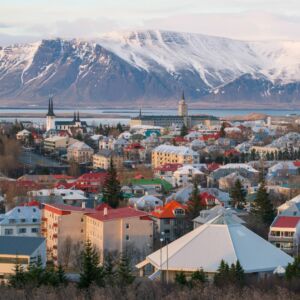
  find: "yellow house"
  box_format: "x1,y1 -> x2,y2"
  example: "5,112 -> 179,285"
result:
0,236 -> 46,282
151,145 -> 199,168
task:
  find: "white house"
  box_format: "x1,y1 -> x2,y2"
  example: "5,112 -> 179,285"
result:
0,206 -> 41,237
173,165 -> 204,187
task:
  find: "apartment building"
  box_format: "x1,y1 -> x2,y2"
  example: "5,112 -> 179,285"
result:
41,204 -> 95,263
85,207 -> 153,260
0,206 -> 41,237
151,145 -> 199,168
67,141 -> 94,164
93,149 -> 123,170
44,136 -> 76,152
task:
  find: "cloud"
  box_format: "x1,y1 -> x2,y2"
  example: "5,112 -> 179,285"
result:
143,11 -> 300,41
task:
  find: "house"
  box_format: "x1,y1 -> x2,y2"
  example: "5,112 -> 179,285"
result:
137,211 -> 293,282
193,205 -> 245,228
218,172 -> 251,192
128,195 -> 163,211
16,129 -> 31,141
124,143 -> 146,162
154,163 -> 182,183
0,236 -> 46,281
44,136 -> 77,152
74,172 -> 107,194
173,165 -> 205,187
269,216 -> 300,255
151,145 -> 199,168
267,161 -> 300,181
209,163 -> 259,186
129,178 -> 173,194
0,206 -> 41,237
151,200 -> 189,243
28,188 -> 88,207
85,207 -> 153,262
277,194 -> 300,216
93,149 -> 123,170
67,141 -> 94,164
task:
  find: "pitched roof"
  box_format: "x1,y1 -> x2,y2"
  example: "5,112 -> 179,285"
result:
143,212 -> 293,273
151,200 -> 187,219
0,236 -> 45,256
271,216 -> 300,228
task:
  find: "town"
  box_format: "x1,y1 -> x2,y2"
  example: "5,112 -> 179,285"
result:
0,94 -> 299,298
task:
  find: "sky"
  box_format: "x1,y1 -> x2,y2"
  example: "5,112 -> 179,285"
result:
1,0 -> 300,45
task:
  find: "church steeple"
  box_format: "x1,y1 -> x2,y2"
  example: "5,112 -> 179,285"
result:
46,96 -> 55,117
77,111 -> 80,122
178,91 -> 188,117
73,111 -> 76,122
182,90 -> 185,101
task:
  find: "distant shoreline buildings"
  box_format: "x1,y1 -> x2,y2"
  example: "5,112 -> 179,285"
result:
130,93 -> 219,128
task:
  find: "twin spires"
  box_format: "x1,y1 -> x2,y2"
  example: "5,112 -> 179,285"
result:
73,111 -> 80,122
46,96 -> 55,117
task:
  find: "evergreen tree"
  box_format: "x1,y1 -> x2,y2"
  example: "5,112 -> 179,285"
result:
285,256 -> 300,280
78,240 -> 105,289
116,122 -> 123,133
229,179 -> 246,209
102,158 -> 122,208
234,260 -> 245,286
26,256 -> 46,286
252,176 -> 275,226
104,253 -> 115,285
180,124 -> 188,137
9,260 -> 26,288
220,122 -> 226,138
188,180 -> 202,220
190,269 -> 206,284
115,253 -> 134,286
56,264 -> 67,285
175,271 -> 187,286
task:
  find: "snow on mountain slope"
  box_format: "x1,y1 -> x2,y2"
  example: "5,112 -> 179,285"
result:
0,30 -> 300,105
98,30 -> 300,87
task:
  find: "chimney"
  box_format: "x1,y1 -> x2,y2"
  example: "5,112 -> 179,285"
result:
81,202 -> 86,209
104,207 -> 108,216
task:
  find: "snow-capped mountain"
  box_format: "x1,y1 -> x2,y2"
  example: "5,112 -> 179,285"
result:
0,30 -> 300,106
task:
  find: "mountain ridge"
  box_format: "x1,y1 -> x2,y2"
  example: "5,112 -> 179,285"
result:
0,30 -> 299,107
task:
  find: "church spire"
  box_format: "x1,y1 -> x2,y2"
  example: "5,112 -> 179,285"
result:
46,96 -> 55,117
182,90 -> 185,101
139,108 -> 142,118
77,111 -> 80,122
73,111 -> 76,122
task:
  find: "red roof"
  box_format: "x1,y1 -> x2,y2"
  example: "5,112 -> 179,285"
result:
224,149 -> 240,156
200,133 -> 220,141
44,203 -> 96,215
207,162 -> 221,172
53,175 -> 75,180
173,136 -> 188,143
293,161 -> 300,167
151,200 -> 187,219
155,163 -> 182,172
272,216 -> 300,228
87,207 -> 150,222
124,143 -> 145,151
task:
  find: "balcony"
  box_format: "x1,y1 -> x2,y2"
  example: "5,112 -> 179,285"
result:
41,217 -> 48,222
53,234 -> 58,238
268,235 -> 294,243
53,223 -> 58,227
41,228 -> 47,232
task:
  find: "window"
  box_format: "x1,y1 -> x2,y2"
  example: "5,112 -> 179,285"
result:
164,219 -> 170,225
31,228 -> 39,233
32,218 -> 37,223
20,219 -> 26,223
126,223 -> 130,229
126,235 -> 130,241
19,228 -> 27,234
4,229 -> 13,235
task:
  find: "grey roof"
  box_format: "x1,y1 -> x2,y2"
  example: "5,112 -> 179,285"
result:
0,236 -> 45,256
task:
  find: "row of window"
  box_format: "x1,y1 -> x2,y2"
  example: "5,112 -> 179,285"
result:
4,227 -> 39,235
8,218 -> 38,224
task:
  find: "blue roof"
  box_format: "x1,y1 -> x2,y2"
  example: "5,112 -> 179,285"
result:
0,236 -> 45,256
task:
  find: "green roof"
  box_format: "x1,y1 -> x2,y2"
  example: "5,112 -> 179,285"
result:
130,178 -> 173,192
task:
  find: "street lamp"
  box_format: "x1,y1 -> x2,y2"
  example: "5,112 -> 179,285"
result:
160,237 -> 164,281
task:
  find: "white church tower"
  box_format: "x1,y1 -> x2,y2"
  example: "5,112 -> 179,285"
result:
46,96 -> 56,131
178,91 -> 188,117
